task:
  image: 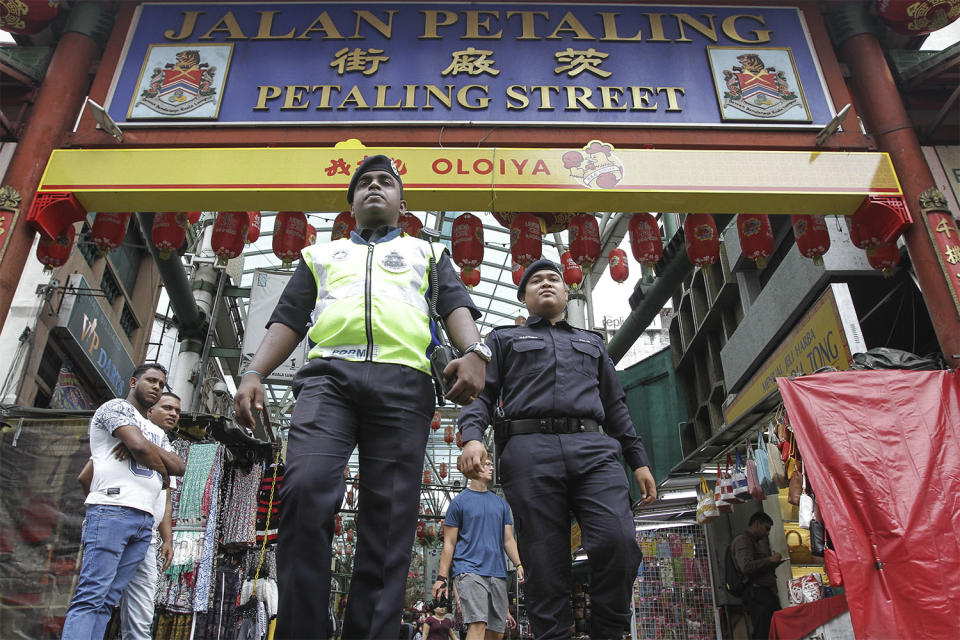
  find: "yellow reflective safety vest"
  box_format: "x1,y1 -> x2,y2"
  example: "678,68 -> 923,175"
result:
302,230 -> 444,374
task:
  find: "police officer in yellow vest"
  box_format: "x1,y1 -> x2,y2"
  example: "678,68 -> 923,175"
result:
234,155 -> 487,639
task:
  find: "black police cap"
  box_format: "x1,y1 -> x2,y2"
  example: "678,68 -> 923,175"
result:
346,154 -> 404,205
517,259 -> 562,300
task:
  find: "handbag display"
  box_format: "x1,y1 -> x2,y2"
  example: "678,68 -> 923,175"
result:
731,452 -> 751,502
824,548 -> 843,586
810,519 -> 826,557
786,529 -> 813,565
787,458 -> 804,505
754,430 -> 779,495
787,572 -> 823,605
713,464 -> 733,513
745,445 -> 765,502
696,476 -> 720,524
767,425 -> 789,489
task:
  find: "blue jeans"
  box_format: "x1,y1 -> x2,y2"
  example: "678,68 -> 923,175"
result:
62,505 -> 154,640
120,537 -> 159,640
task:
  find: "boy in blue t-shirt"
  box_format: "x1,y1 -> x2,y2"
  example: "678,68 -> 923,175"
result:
432,449 -> 524,639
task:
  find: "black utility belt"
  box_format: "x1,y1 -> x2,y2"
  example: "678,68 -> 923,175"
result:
499,417 -> 602,436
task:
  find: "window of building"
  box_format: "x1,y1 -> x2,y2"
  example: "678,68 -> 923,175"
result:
77,222 -> 98,267
108,219 -> 142,295
34,342 -> 63,408
120,303 -> 139,339
100,268 -> 121,305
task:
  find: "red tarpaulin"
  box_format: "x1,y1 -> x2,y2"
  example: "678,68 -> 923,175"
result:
778,370 -> 960,640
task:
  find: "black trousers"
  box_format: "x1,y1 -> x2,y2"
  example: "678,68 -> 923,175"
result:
276,358 -> 435,639
499,432 -> 641,640
746,584 -> 780,640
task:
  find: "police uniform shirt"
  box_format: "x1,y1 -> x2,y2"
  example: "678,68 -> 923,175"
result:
268,225 -> 479,337
459,315 -> 650,470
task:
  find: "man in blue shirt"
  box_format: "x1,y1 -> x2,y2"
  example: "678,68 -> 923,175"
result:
433,448 -> 523,640
458,259 -> 657,640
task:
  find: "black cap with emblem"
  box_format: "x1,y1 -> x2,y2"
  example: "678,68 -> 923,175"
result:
516,259 -> 562,301
347,154 -> 404,205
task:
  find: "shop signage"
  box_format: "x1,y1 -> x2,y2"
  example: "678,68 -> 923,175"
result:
241,269 -> 309,383
919,187 -> 960,317
723,283 -> 866,426
38,145 -> 900,215
55,274 -> 136,398
105,2 -> 834,128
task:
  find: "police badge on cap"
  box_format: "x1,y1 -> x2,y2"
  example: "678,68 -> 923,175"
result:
347,155 -> 404,204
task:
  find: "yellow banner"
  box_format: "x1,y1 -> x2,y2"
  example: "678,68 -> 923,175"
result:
723,283 -> 866,426
38,143 -> 900,214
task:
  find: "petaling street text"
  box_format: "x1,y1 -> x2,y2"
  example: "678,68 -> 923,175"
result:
254,84 -> 687,112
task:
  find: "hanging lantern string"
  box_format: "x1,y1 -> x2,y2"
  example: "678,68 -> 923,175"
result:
252,448 -> 282,598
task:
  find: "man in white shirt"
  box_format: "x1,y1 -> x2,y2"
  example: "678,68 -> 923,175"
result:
63,364 -> 185,640
77,390 -> 182,639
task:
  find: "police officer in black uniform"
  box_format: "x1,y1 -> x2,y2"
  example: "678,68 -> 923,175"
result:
235,156 -> 487,639
458,259 -> 657,640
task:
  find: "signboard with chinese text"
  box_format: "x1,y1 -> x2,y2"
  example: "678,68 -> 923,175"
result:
723,283 -> 866,426
105,3 -> 835,128
54,274 -> 136,398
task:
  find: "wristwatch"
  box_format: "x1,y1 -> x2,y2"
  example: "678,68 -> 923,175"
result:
463,341 -> 492,363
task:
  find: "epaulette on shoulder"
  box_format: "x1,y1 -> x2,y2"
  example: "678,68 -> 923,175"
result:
491,324 -> 522,332
573,327 -> 606,342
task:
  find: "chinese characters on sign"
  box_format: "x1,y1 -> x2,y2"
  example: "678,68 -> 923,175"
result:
922,187 -> 960,316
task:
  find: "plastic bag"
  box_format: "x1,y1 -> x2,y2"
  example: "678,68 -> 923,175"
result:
798,470 -> 814,528
696,475 -> 719,524
787,573 -> 823,605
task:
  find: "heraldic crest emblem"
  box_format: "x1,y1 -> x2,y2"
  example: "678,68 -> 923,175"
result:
707,47 -> 811,122
129,44 -> 233,119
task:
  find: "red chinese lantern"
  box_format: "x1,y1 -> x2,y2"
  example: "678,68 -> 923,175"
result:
417,521 -> 426,539
423,469 -> 432,485
344,466 -> 350,479
152,212 -> 188,259
877,0 -> 960,36
444,426 -> 454,444
461,267 -> 481,289
36,225 -> 75,269
346,488 -> 355,507
629,213 -> 663,278
736,214 -> 775,269
426,523 -> 435,538
791,215 -> 831,266
848,196 -> 911,252
305,224 -> 317,248
90,212 -> 130,256
510,213 -> 542,267
399,213 -> 423,238
568,214 -> 601,267
187,212 -> 202,225
452,213 -> 483,270
439,462 -> 448,479
346,529 -> 355,543
431,412 -> 442,431
561,251 -> 583,289
334,514 -> 342,536
867,242 -> 901,276
511,260 -> 524,286
331,211 -> 356,241
608,248 -> 629,283
211,211 -> 248,266
273,211 -> 307,267
456,431 -> 463,448
494,212 -> 573,234
336,543 -> 343,555
345,543 -> 353,557
246,212 -> 261,243
683,214 -> 720,271
0,0 -> 59,35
